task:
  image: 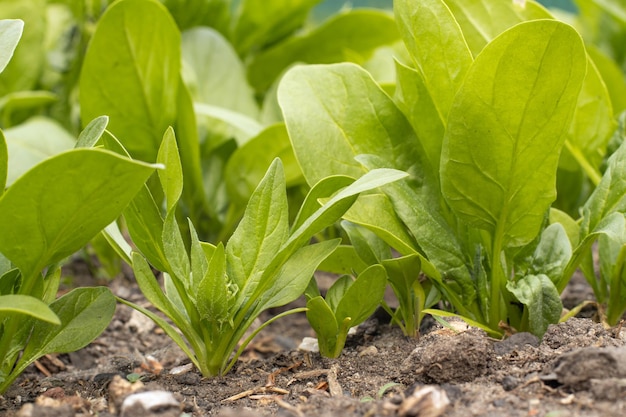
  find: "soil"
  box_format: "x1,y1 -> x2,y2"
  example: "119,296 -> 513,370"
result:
2,261 -> 626,417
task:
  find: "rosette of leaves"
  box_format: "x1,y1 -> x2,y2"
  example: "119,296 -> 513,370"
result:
112,129 -> 407,376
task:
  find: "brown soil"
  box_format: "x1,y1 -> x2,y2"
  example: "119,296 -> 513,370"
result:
2,264 -> 626,417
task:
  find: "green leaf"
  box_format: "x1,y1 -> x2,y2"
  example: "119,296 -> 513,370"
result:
326,275 -> 353,314
75,116 -> 109,149
231,0 -> 321,56
181,27 -> 258,118
306,296 -> 338,356
394,60 -> 445,178
80,0 -> 180,162
197,242 -> 230,324
225,124 -> 303,207
157,128 -> 184,212
0,295 -> 59,324
226,158 -> 289,291
162,0 -> 230,32
258,239 -> 340,310
342,193 -> 418,257
317,245 -> 368,275
0,129 -> 6,195
249,10 -> 400,93
162,211 -> 190,284
562,56 -> 616,183
286,168 -> 409,254
581,140 -> 626,235
0,148 -> 157,278
442,0 -> 552,57
394,0 -> 473,121
292,175 -> 354,232
189,220 -> 208,291
506,274 -> 562,338
195,103 -> 263,148
21,287 -> 115,358
0,2 -> 44,95
586,45 -> 626,114
279,62 -> 428,187
335,264 -> 387,326
0,19 -> 23,74
530,223 -> 572,284
4,117 -> 75,187
124,185 -> 168,272
342,221 -> 391,265
441,20 -> 586,248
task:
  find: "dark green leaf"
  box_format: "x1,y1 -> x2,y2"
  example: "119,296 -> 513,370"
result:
506,274 -> 562,338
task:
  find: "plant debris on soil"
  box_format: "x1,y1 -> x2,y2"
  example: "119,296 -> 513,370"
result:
2,267 -> 626,417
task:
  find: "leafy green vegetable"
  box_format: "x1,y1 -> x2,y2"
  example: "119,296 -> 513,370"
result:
0,127 -> 157,393
306,265 -> 387,358
118,129 -> 407,375
281,2 -> 594,337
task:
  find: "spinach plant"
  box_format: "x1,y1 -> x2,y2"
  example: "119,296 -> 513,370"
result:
278,0 -> 614,338
305,264 -> 387,358
0,121 -> 157,393
113,129 -> 407,376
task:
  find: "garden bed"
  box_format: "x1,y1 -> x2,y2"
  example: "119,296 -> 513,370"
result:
2,271 -> 626,417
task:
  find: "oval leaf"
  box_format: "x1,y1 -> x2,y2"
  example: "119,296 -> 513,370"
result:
0,148 -> 157,277
441,20 -> 586,247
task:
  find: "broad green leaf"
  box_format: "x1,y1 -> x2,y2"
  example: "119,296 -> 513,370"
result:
335,264 -> 387,326
530,223 -> 572,283
0,295 -> 59,324
581,140 -> 626,235
443,0 -> 551,57
195,103 -> 262,148
318,245 -> 368,275
0,149 -> 157,278
326,275 -> 353,314
4,117 -> 75,186
356,154 -> 470,293
342,221 -> 391,265
342,193 -> 418,257
394,60 -> 445,178
231,0 -> 321,56
225,124 -> 303,207
162,0 -> 230,32
0,129 -> 6,194
249,10 -> 400,92
279,63 -> 428,187
226,159 -> 289,290
181,27 -> 258,118
157,128 -> 184,212
586,44 -> 626,113
80,0 -> 180,162
562,57 -> 616,181
0,1 -> 44,95
550,208 -> 580,248
258,239 -> 340,310
306,296 -> 338,356
506,274 -> 562,338
21,287 -> 115,357
197,243 -> 230,325
75,116 -> 109,149
0,19 -> 23,74
441,20 -> 586,248
394,0 -> 473,121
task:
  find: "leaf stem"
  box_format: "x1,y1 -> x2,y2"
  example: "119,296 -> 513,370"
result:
564,141 -> 602,186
